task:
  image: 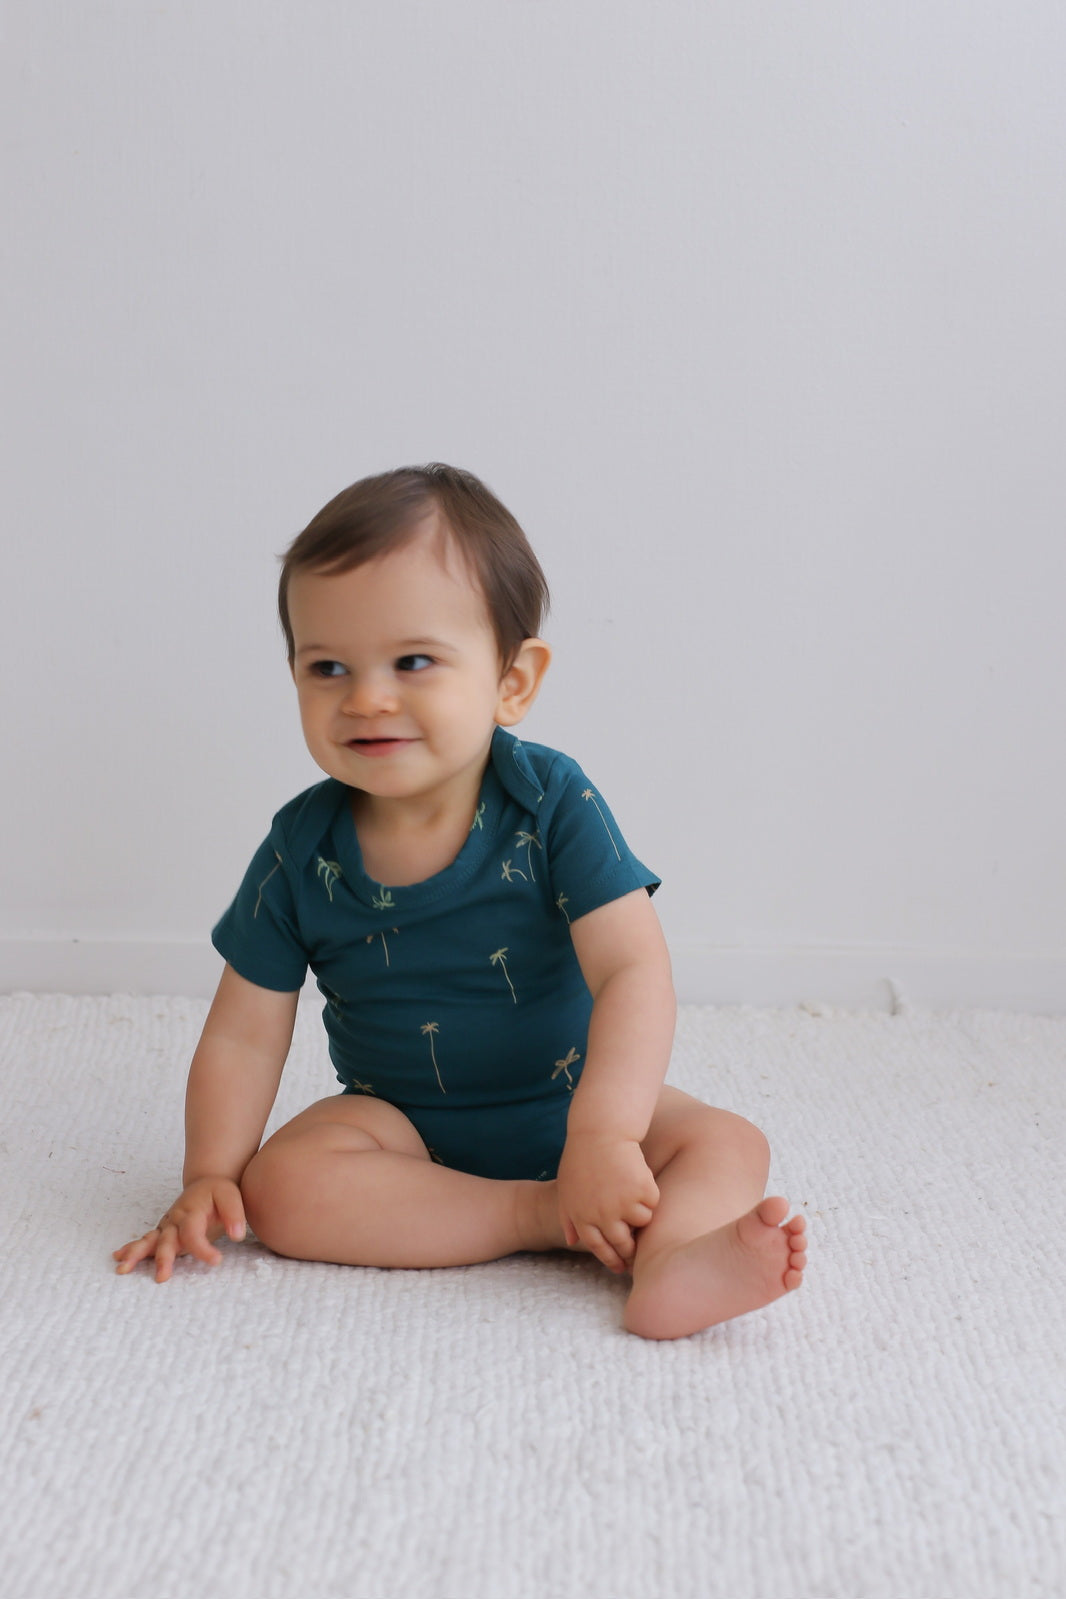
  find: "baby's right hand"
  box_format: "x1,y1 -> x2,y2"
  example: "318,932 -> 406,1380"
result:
113,1176 -> 247,1283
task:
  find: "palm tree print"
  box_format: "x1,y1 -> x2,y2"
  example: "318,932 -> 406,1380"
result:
372,886 -> 396,912
489,947 -> 517,1003
555,892 -> 571,924
365,928 -> 399,966
581,789 -> 621,861
421,1022 -> 446,1093
253,851 -> 283,918
552,1046 -> 581,1090
470,801 -> 486,831
317,857 -> 343,902
501,859 -> 527,883
349,1077 -> 377,1096
514,829 -> 542,881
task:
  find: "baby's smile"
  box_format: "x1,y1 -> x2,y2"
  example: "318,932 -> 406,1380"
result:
347,736 -> 417,757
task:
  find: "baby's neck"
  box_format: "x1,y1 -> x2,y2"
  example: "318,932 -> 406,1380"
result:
351,778 -> 485,888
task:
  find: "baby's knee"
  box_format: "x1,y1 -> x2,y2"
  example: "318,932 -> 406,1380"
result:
699,1105 -> 771,1169
241,1145 -> 300,1257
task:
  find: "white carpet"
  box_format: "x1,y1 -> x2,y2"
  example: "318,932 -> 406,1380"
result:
1,992 -> 1063,1599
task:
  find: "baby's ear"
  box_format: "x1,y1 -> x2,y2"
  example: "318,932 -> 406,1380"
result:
495,638 -> 551,727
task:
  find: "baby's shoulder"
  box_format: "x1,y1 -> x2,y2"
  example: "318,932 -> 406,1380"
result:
267,778 -> 348,868
490,729 -> 588,811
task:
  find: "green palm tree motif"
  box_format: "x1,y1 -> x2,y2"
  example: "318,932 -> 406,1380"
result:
511,831 -> 536,882
253,851 -> 283,918
551,1046 -> 581,1090
317,857 -> 343,902
322,985 -> 345,1021
489,947 -> 517,1003
372,886 -> 396,912
555,892 -> 571,924
501,859 -> 527,883
581,789 -> 621,861
514,829 -> 542,881
470,801 -> 486,831
365,928 -> 399,966
421,1022 -> 446,1093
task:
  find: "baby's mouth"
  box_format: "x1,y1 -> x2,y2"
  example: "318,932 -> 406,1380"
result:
347,737 -> 414,755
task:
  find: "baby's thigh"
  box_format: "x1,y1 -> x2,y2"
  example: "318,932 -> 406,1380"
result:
240,1094 -> 431,1253
255,1092 -> 433,1164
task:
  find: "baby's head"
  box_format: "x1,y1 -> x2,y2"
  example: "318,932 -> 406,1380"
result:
279,465 -> 549,672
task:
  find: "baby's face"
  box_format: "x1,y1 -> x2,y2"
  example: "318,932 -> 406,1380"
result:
287,519 -> 512,815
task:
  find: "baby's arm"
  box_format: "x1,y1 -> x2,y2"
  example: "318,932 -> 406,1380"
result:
558,889 -> 677,1272
113,964 -> 299,1282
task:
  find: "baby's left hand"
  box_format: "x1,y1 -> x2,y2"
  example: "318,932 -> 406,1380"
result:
556,1131 -> 659,1273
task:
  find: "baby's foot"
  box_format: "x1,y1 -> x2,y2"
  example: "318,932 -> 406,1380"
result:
624,1197 -> 807,1341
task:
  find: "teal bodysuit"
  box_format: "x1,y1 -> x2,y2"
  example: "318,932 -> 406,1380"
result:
212,729 -> 659,1180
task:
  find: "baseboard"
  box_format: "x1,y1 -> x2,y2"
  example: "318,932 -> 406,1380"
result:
1,939 -> 226,999
2,937 -> 1063,1014
668,944 -> 1066,1015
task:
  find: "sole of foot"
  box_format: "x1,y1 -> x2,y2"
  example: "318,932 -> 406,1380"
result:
623,1196 -> 807,1341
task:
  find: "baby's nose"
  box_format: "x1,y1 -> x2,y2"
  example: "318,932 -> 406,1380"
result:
341,671 -> 399,715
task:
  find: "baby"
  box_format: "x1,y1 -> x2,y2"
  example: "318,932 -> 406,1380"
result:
114,465 -> 806,1339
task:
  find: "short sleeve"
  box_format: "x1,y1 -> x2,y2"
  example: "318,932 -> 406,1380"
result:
211,831 -> 309,992
542,757 -> 659,925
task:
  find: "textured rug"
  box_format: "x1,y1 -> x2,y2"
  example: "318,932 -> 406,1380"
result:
0,991 -> 1062,1599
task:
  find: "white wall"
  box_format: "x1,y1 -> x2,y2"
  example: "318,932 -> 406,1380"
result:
2,1 -> 1064,1011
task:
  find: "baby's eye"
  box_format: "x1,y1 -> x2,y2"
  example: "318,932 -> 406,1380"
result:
311,659 -> 347,679
396,654 -> 434,673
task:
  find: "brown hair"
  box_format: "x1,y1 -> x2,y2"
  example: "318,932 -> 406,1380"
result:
278,464 -> 549,669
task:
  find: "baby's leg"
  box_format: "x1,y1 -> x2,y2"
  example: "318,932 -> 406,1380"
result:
624,1087 -> 807,1340
241,1095 -> 565,1268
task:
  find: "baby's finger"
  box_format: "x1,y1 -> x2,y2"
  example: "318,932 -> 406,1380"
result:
153,1225 -> 182,1284
167,1211 -> 223,1269
602,1220 -> 637,1262
182,1225 -> 224,1268
114,1230 -> 159,1274
217,1188 -> 248,1242
582,1225 -> 627,1275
